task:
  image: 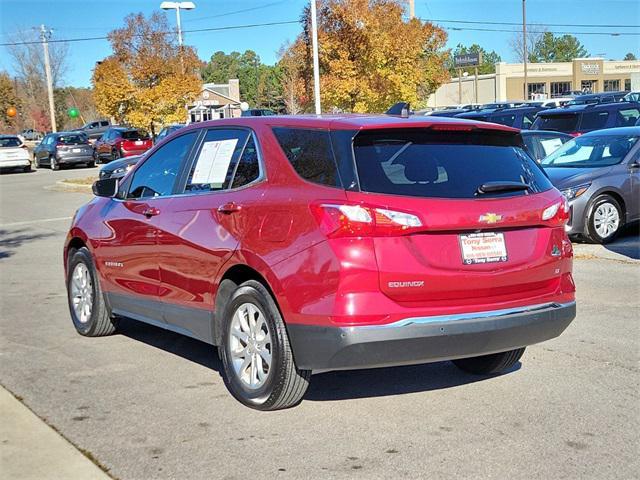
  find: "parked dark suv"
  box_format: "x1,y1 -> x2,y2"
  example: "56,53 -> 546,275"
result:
65,115 -> 576,410
532,102 -> 640,136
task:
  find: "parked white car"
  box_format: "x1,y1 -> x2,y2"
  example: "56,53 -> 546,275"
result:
0,135 -> 32,173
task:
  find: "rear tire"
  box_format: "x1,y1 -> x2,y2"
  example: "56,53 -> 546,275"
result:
452,348 -> 525,375
220,280 -> 310,410
112,149 -> 121,160
50,156 -> 59,171
66,247 -> 118,337
23,164 -> 31,173
585,194 -> 623,244
87,160 -> 95,168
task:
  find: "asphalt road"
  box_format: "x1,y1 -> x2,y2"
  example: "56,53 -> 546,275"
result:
1,167 -> 638,480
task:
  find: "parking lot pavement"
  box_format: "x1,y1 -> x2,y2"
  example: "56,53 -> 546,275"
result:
1,169 -> 638,479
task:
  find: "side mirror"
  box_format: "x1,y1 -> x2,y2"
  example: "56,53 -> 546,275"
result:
92,177 -> 119,198
629,162 -> 640,171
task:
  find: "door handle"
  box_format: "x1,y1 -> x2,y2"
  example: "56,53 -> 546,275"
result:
143,207 -> 160,218
217,202 -> 242,214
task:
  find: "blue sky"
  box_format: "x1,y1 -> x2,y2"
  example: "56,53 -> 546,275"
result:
0,0 -> 638,87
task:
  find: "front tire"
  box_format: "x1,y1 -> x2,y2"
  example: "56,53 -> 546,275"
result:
67,247 -> 118,337
220,280 -> 310,410
585,194 -> 623,244
452,348 -> 525,375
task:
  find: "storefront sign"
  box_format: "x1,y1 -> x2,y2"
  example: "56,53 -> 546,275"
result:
581,63 -> 600,75
454,52 -> 482,68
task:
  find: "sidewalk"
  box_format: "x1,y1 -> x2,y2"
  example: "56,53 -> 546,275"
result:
0,386 -> 111,480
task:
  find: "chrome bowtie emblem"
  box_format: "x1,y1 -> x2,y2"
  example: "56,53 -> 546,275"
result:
479,213 -> 503,224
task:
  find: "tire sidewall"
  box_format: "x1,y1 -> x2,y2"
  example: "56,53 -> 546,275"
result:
67,248 -> 104,336
50,156 -> 58,170
587,195 -> 623,244
220,283 -> 283,407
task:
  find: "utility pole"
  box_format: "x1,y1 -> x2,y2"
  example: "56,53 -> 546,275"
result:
40,25 -> 57,133
310,0 -> 321,114
522,0 -> 528,100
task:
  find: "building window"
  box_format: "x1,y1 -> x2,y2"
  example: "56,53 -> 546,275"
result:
527,83 -> 546,99
604,80 -> 620,92
550,82 -> 572,97
581,80 -> 597,93
625,79 -> 631,91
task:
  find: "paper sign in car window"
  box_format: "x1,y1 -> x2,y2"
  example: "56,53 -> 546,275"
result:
191,138 -> 238,186
540,138 -> 564,156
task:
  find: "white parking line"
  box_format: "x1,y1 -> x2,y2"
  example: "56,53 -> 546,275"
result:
0,217 -> 72,228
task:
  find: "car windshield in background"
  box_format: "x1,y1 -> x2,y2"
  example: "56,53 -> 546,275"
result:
542,134 -> 639,168
534,115 -> 579,132
122,130 -> 149,140
352,130 -> 552,199
0,137 -> 22,148
57,134 -> 87,145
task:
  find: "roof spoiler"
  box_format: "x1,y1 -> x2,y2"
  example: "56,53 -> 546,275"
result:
386,102 -> 411,117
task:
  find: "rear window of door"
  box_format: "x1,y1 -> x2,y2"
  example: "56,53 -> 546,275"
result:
533,114 -> 579,132
580,111 -> 609,131
127,132 -> 198,199
352,129 -> 553,199
616,108 -> 640,127
183,128 -> 251,193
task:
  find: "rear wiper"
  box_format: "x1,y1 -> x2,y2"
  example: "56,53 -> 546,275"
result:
476,181 -> 530,195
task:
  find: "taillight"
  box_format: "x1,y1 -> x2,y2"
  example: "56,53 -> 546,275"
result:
311,203 -> 423,238
568,131 -> 583,137
542,197 -> 570,225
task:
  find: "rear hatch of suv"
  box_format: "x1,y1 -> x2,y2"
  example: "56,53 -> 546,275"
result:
345,126 -> 568,308
121,130 -> 152,151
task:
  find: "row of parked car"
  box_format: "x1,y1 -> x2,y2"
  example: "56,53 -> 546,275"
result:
0,123 -> 184,173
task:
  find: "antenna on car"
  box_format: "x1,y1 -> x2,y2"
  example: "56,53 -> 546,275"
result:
386,102 -> 411,118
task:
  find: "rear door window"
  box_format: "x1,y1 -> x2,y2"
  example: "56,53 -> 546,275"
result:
184,129 -> 249,193
272,127 -> 340,188
352,129 -> 552,199
533,114 -> 579,132
230,136 -> 261,189
616,108 -> 640,127
580,111 -> 609,131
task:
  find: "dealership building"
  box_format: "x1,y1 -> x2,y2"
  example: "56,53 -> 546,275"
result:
427,58 -> 640,107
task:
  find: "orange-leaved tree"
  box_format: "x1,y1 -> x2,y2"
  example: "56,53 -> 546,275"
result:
92,13 -> 201,135
281,0 -> 449,113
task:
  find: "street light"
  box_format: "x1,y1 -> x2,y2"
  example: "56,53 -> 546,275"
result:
160,1 -> 195,46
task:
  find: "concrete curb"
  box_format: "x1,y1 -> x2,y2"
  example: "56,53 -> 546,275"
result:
56,179 -> 94,192
0,386 -> 112,479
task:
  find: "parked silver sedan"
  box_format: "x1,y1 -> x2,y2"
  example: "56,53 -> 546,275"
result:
542,127 -> 640,243
33,132 -> 95,170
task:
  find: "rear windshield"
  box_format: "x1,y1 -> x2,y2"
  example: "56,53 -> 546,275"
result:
489,114 -> 516,127
533,114 -> 579,132
353,129 -> 553,199
0,137 -> 22,148
57,134 -> 87,145
121,130 -> 149,140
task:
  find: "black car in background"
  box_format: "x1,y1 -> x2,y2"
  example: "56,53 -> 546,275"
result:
532,102 -> 640,136
98,154 -> 142,179
486,106 -> 546,130
566,92 -> 628,105
454,103 -> 517,121
241,109 -> 276,117
520,130 -> 573,162
33,132 -> 94,170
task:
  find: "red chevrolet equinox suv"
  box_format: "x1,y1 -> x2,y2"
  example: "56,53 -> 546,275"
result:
65,115 -> 576,410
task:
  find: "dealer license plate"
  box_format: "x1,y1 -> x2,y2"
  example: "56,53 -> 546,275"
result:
459,232 -> 508,265
73,148 -> 81,153
135,140 -> 143,146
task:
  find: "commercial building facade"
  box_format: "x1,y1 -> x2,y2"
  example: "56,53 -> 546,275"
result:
187,79 -> 242,123
427,58 -> 640,108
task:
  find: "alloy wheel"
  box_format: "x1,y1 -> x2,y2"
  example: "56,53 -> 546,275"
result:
70,263 -> 93,324
228,302 -> 272,389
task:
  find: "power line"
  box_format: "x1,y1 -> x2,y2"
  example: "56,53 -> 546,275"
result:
423,18 -> 640,29
188,1 -> 287,23
0,20 -> 300,47
438,25 -> 639,36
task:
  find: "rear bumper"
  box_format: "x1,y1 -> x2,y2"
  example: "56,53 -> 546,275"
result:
0,158 -> 31,168
58,154 -> 93,164
287,301 -> 576,371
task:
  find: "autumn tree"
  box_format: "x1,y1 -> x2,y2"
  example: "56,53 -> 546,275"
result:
448,44 -> 501,75
281,0 -> 449,113
92,13 -> 201,135
0,72 -> 22,131
277,43 -> 305,114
